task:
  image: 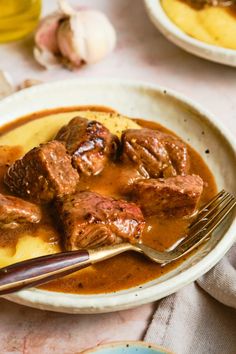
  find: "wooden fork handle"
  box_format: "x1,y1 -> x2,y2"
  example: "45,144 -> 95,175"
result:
0,243 -> 135,296
0,250 -> 90,295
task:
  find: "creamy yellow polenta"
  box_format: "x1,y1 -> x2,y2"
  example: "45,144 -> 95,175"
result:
162,0 -> 236,50
0,111 -> 140,267
0,111 -> 140,154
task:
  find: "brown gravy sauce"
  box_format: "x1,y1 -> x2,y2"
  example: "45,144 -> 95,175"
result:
0,106 -> 217,294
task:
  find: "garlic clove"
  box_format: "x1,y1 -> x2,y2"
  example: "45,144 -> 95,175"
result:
35,13 -> 63,54
57,10 -> 116,67
57,18 -> 83,68
58,0 -> 76,16
0,71 -> 15,99
18,79 -> 43,90
72,11 -> 116,64
34,12 -> 65,69
34,46 -> 61,69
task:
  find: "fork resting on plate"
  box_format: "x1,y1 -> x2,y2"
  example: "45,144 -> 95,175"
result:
0,190 -> 235,295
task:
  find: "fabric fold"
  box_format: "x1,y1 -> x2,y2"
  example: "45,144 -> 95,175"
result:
144,245 -> 236,354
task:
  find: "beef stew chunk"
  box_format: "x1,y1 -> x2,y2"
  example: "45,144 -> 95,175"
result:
56,191 -> 145,250
121,128 -> 173,178
0,193 -> 42,229
5,141 -> 79,203
133,175 -> 203,217
121,128 -> 189,178
55,117 -> 119,176
157,131 -> 190,176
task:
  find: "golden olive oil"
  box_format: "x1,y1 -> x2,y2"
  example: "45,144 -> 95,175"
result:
0,0 -> 41,43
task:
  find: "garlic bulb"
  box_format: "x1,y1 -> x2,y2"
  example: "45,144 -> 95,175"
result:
57,10 -> 116,67
34,0 -> 116,69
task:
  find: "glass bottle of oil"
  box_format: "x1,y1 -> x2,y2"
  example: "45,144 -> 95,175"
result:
0,0 -> 41,43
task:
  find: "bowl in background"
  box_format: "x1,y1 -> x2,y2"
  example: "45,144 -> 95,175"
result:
144,0 -> 236,67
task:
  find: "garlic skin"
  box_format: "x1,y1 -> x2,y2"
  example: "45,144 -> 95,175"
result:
0,71 -> 14,99
58,0 -> 75,16
34,0 -> 116,70
34,13 -> 64,69
57,10 -> 116,67
35,13 -> 62,54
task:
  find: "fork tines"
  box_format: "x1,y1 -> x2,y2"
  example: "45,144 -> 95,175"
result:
173,190 -> 236,256
189,190 -> 235,231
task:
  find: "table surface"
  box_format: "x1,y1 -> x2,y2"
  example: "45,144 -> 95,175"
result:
0,0 -> 235,353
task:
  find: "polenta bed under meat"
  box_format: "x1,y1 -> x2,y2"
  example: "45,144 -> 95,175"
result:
0,107 -> 216,294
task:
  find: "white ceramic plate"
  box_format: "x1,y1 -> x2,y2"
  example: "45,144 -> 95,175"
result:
144,0 -> 236,67
1,79 -> 236,314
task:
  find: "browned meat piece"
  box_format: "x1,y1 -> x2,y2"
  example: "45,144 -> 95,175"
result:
56,191 -> 145,250
121,128 -> 175,178
5,141 -> 79,203
55,117 -> 119,176
0,193 -> 42,229
132,175 -> 203,217
121,128 -> 190,178
156,131 -> 190,176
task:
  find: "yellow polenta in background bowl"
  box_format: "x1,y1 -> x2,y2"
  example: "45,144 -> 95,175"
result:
144,0 -> 236,66
162,0 -> 236,50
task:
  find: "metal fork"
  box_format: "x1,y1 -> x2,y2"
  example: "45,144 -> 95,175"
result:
0,190 -> 235,295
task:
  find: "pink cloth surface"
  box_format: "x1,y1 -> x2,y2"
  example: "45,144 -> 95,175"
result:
0,299 -> 154,353
145,246 -> 236,354
0,0 -> 236,353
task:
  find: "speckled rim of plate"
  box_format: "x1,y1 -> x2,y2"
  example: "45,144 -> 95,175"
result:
0,78 -> 235,314
81,341 -> 174,354
144,0 -> 236,67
